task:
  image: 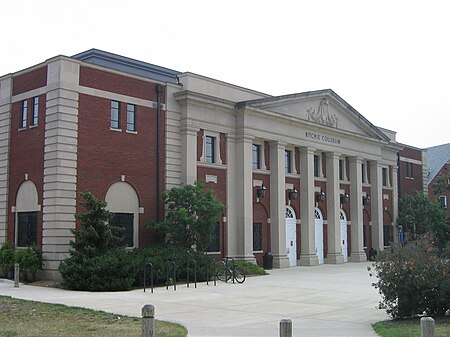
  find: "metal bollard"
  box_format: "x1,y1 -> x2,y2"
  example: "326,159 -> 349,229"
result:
14,263 -> 19,288
420,317 -> 435,337
142,304 -> 155,337
280,318 -> 292,337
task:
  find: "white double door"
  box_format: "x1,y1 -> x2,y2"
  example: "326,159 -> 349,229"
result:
314,208 -> 324,264
285,206 -> 297,267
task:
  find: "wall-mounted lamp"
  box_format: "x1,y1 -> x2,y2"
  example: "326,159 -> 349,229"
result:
288,186 -> 298,201
340,193 -> 350,204
316,191 -> 326,202
363,195 -> 371,206
256,183 -> 267,199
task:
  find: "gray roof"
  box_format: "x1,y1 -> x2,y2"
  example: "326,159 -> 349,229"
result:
72,49 -> 181,84
426,143 -> 450,183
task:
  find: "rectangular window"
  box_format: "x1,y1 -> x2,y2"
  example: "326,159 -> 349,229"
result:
110,212 -> 134,247
31,97 -> 39,126
383,225 -> 392,246
253,223 -> 263,251
208,222 -> 220,252
126,104 -> 136,132
20,100 -> 28,128
205,136 -> 215,163
339,159 -> 344,180
382,167 -> 388,186
362,163 -> 366,183
252,144 -> 261,170
17,211 -> 38,247
314,155 -> 320,177
285,150 -> 292,173
111,101 -> 120,129
439,196 -> 448,209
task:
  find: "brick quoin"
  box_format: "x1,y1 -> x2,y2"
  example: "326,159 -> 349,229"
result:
7,95 -> 46,245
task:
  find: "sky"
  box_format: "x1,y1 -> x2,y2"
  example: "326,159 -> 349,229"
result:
1,0 -> 449,149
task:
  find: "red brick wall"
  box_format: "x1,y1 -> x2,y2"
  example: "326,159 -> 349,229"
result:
7,95 -> 46,244
79,66 -> 165,101
76,90 -> 165,247
12,67 -> 47,96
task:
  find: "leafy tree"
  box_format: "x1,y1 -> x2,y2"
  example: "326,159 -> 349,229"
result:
369,234 -> 449,319
432,172 -> 450,196
397,192 -> 449,250
146,181 -> 224,253
70,192 -> 124,257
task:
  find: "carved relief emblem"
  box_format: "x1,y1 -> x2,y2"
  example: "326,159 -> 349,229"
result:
307,98 -> 338,128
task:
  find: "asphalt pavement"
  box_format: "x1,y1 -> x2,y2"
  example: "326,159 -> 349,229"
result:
0,262 -> 387,337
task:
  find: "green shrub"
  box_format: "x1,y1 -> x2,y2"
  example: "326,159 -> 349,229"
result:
59,249 -> 137,291
233,260 -> 267,276
369,233 -> 449,318
14,246 -> 43,281
0,243 -> 15,276
135,245 -> 215,286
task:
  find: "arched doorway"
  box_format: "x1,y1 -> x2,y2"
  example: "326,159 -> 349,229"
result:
285,206 -> 297,267
314,208 -> 324,264
340,210 -> 348,263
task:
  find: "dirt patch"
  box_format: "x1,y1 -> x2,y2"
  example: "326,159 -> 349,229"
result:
28,280 -> 61,288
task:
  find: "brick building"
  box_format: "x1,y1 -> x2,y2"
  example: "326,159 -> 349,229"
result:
0,50 -> 428,279
426,143 -> 450,216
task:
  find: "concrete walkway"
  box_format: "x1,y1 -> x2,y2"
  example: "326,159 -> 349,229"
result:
0,262 -> 387,337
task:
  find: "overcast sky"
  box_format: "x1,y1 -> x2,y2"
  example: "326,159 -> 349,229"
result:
1,0 -> 449,149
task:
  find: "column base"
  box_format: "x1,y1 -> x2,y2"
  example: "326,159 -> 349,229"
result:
299,254 -> 319,266
349,251 -> 367,262
325,253 -> 344,264
272,255 -> 290,269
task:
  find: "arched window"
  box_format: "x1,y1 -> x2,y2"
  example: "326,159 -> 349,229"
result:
15,181 -> 40,247
105,182 -> 139,248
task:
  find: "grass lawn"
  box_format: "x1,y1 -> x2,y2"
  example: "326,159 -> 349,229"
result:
372,317 -> 450,337
0,295 -> 187,337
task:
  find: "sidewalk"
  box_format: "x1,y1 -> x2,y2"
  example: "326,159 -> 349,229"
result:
0,262 -> 387,337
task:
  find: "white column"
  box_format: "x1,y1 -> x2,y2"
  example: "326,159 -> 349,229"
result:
0,75 -> 12,246
299,147 -> 319,266
270,141 -> 289,268
325,152 -> 344,264
180,125 -> 198,185
370,161 -> 383,250
232,134 -> 255,262
349,156 -> 367,262
42,58 -> 80,280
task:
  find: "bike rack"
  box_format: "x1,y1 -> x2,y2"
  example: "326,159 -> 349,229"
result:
186,260 -> 197,288
206,259 -> 217,286
166,261 -> 177,291
143,262 -> 154,293
225,257 -> 235,283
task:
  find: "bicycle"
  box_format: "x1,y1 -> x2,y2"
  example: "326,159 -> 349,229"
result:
216,258 -> 246,283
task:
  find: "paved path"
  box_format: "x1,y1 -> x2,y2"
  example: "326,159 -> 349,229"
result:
0,262 -> 387,337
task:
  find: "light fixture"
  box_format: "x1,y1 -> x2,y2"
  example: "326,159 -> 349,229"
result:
340,193 -> 350,204
316,191 -> 326,202
256,183 -> 267,199
288,186 -> 298,201
363,195 -> 371,206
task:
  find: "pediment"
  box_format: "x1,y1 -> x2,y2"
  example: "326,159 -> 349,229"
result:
239,90 -> 389,142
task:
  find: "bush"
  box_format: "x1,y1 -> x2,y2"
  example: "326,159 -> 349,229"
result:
369,234 -> 449,318
59,249 -> 137,291
14,246 -> 42,281
0,243 -> 15,276
233,260 -> 267,276
135,245 -> 215,286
